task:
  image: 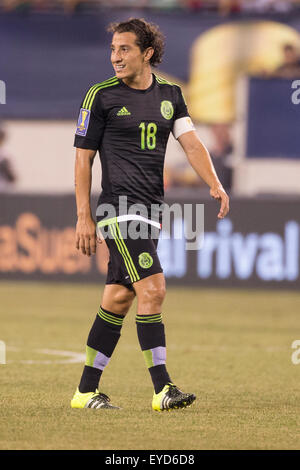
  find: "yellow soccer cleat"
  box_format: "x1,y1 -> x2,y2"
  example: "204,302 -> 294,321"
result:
152,383 -> 196,412
70,388 -> 120,409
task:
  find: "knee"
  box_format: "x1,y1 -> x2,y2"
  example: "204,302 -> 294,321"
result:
140,283 -> 166,306
112,289 -> 135,315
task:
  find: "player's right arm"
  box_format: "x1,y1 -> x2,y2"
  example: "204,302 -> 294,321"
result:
73,84 -> 107,256
75,148 -> 99,257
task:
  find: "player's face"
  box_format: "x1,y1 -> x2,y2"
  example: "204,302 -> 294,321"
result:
111,32 -> 150,81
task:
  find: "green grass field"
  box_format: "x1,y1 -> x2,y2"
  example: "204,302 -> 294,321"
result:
0,281 -> 300,450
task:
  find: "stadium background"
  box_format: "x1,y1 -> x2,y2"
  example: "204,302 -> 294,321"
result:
1,0 -> 300,451
1,0 -> 300,288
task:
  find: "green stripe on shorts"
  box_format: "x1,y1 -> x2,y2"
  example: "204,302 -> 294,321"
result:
109,223 -> 140,283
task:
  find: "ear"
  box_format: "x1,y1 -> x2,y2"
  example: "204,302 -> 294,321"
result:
144,47 -> 154,64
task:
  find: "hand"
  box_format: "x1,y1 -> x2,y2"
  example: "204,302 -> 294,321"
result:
76,216 -> 99,256
210,185 -> 230,219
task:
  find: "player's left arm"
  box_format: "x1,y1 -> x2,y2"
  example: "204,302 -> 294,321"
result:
178,130 -> 230,219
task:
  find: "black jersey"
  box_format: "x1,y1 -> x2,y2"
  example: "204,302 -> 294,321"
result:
74,74 -> 190,211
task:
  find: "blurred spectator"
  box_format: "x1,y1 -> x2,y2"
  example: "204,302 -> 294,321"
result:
0,0 -> 298,12
163,118 -> 236,191
149,0 -> 181,9
271,44 -> 300,78
241,0 -> 293,13
2,0 -> 30,11
219,0 -> 241,15
165,161 -> 204,189
1,0 -> 88,12
183,0 -> 203,11
209,123 -> 233,192
2,0 -> 53,12
0,127 -> 17,192
61,0 -> 89,13
165,123 -> 234,191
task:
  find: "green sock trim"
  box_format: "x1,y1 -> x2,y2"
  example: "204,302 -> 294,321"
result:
98,307 -> 124,326
136,314 -> 162,324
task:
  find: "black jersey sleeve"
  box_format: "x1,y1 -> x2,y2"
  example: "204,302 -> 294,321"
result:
74,90 -> 105,150
174,85 -> 190,120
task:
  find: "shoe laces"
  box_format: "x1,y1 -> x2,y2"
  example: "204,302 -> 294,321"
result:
93,391 -> 110,403
167,384 -> 181,398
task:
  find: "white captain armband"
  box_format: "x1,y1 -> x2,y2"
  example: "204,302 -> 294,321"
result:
172,116 -> 196,139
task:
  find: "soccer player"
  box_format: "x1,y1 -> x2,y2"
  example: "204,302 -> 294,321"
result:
71,18 -> 229,411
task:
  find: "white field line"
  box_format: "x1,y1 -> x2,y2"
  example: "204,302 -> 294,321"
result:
5,344 -> 289,365
6,347 -> 85,364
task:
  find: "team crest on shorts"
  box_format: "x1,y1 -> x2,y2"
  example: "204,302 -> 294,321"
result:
76,108 -> 91,136
138,252 -> 153,269
160,100 -> 174,120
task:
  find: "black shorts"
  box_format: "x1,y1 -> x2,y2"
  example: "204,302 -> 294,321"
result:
97,218 -> 163,291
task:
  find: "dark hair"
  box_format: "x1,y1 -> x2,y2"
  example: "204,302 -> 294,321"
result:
283,44 -> 296,52
107,18 -> 165,67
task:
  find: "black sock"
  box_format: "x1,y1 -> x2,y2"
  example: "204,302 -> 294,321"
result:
78,306 -> 124,393
136,313 -> 171,394
79,365 -> 103,394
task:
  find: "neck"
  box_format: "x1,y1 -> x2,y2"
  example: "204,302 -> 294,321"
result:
122,68 -> 153,90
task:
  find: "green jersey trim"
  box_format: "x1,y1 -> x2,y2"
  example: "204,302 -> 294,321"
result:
82,77 -> 119,110
154,74 -> 187,104
154,75 -> 176,86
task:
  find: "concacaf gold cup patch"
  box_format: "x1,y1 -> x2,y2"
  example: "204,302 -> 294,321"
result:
160,100 -> 174,120
76,108 -> 91,136
138,252 -> 153,269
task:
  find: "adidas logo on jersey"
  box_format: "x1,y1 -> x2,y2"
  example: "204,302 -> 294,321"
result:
117,107 -> 131,116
